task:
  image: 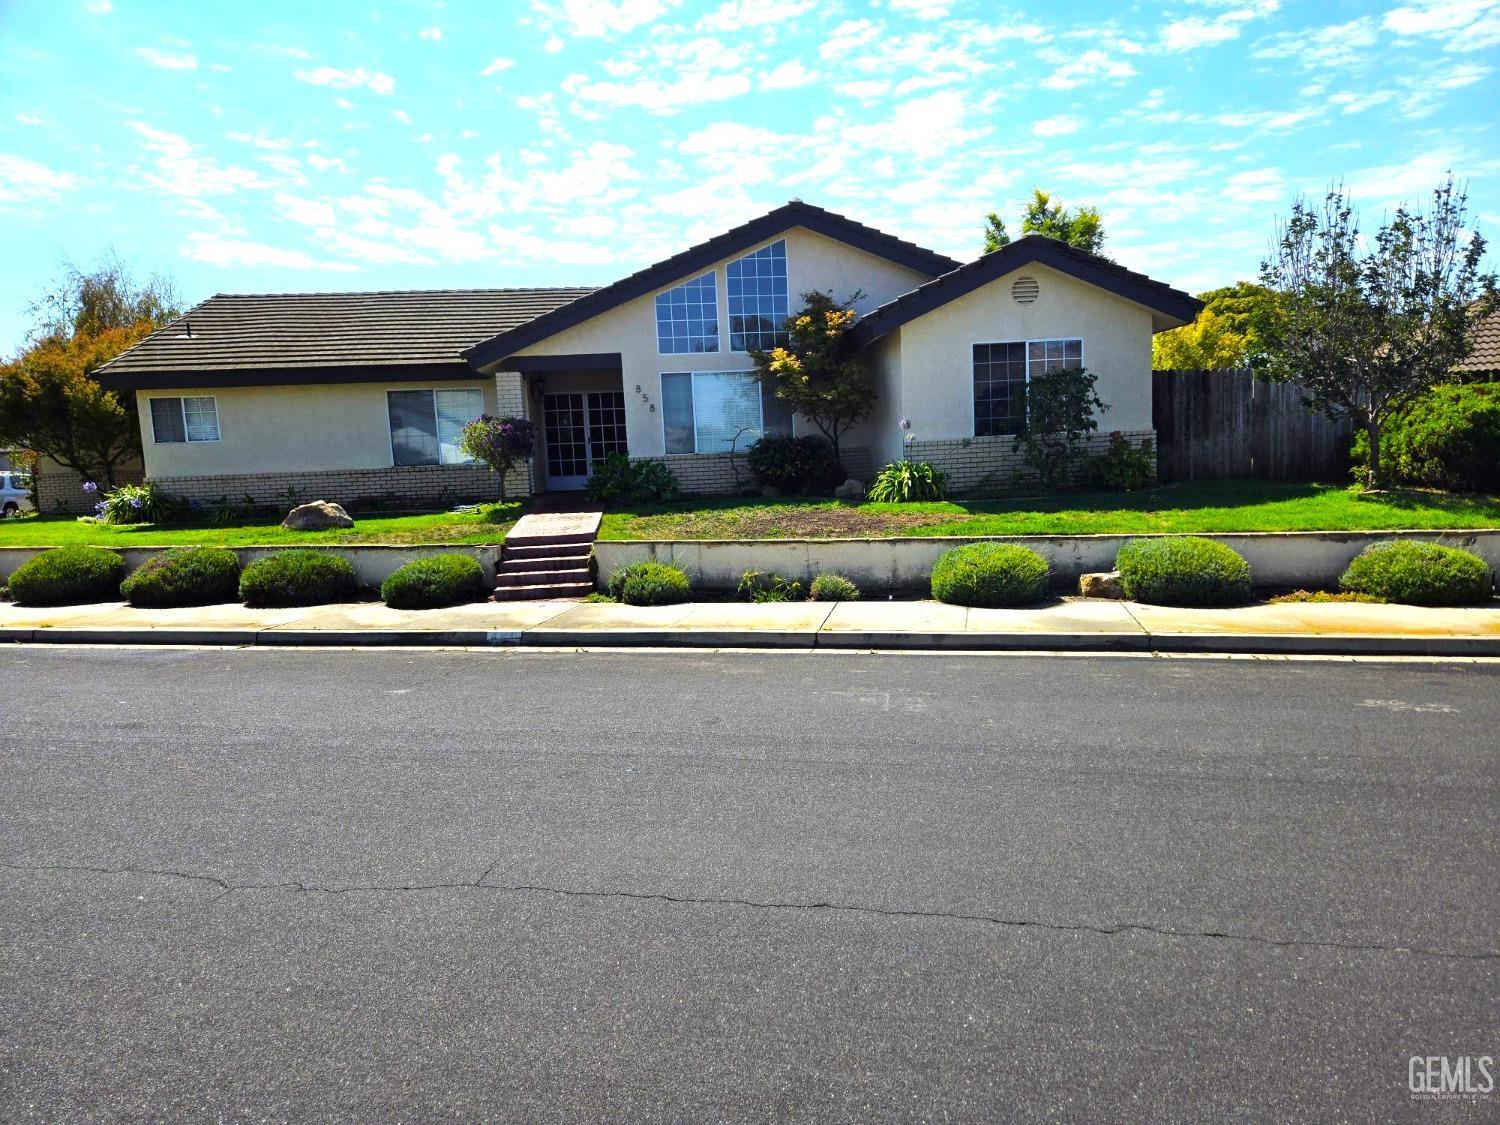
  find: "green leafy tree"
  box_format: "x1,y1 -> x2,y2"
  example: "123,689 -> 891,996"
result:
984,189 -> 1107,256
1152,282 -> 1285,370
0,258 -> 179,485
1018,366 -> 1108,489
457,415 -> 536,503
1260,178 -> 1498,490
749,290 -> 875,475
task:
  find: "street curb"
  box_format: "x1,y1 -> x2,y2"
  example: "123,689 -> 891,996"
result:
5,625 -> 1498,657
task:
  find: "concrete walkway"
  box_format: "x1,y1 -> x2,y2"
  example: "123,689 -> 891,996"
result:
1,597 -> 1498,655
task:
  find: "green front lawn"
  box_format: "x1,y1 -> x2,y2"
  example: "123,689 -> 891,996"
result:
598,480 -> 1500,541
0,502 -> 525,548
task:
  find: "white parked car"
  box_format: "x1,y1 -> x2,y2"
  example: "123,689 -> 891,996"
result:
1,470 -> 34,516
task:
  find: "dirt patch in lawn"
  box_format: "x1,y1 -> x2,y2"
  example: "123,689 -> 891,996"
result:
620,504 -> 977,539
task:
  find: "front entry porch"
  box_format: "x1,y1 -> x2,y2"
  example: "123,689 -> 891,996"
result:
508,355 -> 628,494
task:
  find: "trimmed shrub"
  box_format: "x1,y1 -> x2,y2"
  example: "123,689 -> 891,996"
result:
585,453 -> 681,504
121,547 -> 241,608
606,561 -> 691,606
1339,540 -> 1492,606
239,550 -> 359,607
745,434 -> 841,495
1116,537 -> 1252,607
380,554 -> 485,609
7,546 -> 126,606
809,572 -> 860,601
868,459 -> 949,502
930,543 -> 1050,608
736,569 -> 804,603
1351,382 -> 1500,492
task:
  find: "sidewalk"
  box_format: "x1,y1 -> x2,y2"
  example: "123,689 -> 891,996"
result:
2,597 -> 1498,656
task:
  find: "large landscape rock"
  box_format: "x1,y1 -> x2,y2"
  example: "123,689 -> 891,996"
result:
281,500 -> 354,531
834,478 -> 865,501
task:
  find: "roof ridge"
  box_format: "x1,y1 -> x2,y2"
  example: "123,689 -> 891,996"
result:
205,285 -> 596,299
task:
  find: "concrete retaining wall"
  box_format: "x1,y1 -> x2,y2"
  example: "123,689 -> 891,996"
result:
0,544 -> 505,588
594,530 -> 1500,592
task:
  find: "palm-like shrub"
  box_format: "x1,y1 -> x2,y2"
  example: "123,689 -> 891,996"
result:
736,569 -> 803,602
1339,541 -> 1491,605
868,459 -> 949,502
930,543 -> 1050,607
1115,537 -> 1252,606
380,554 -> 485,609
7,545 -> 125,606
121,547 -> 241,607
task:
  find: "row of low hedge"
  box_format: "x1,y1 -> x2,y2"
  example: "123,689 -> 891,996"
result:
2,546 -> 488,610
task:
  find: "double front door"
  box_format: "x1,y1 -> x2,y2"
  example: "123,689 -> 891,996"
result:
542,391 -> 628,490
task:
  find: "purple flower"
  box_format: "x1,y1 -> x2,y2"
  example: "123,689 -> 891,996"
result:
899,418 -> 911,431
82,481 -> 98,493
129,497 -> 144,509
94,500 -> 107,512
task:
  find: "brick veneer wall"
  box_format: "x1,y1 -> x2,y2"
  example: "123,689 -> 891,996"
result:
150,462 -> 530,510
35,460 -> 146,514
904,430 -> 1156,495
636,447 -> 874,496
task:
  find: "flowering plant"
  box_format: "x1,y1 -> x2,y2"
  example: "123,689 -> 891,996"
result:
458,415 -> 536,503
93,482 -> 187,525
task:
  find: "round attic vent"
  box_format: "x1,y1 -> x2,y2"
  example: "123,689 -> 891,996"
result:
1011,276 -> 1040,305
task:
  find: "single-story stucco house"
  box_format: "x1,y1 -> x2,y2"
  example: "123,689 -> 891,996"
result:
60,201 -> 1200,513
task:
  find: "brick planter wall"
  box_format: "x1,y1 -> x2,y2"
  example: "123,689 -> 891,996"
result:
904,430 -> 1156,495
637,447 -> 874,497
149,463 -> 529,511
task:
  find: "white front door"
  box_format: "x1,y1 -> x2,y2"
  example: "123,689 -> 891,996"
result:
543,391 -> 627,491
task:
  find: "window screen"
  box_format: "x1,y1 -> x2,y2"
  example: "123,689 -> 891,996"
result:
149,397 -> 187,444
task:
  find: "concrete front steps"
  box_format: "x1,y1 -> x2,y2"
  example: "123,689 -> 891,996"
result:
492,506 -> 602,602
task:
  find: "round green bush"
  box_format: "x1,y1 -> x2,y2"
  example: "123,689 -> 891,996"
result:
381,554 -> 485,609
930,543 -> 1050,607
238,549 -> 359,608
606,561 -> 691,606
121,547 -> 241,608
746,434 -> 841,495
1115,537 -> 1252,607
8,546 -> 126,606
809,572 -> 860,601
1339,540 -> 1492,606
1351,382 -> 1500,492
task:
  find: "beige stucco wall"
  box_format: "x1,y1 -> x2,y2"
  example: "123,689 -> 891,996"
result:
499,225 -> 933,460
894,263 -> 1157,441
134,378 -> 497,478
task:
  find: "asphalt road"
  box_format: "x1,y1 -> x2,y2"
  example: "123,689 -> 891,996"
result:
1,646 -> 1496,1123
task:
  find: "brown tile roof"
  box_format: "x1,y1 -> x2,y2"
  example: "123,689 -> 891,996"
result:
1458,306 -> 1500,373
96,287 -> 595,381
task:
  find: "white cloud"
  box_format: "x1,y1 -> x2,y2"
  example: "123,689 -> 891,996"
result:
1032,114 -> 1080,137
1251,18 -> 1378,69
294,66 -> 397,95
1038,49 -> 1138,89
0,154 -> 79,205
1385,0 -> 1500,50
14,112 -> 44,126
1224,167 -> 1285,202
544,36 -> 566,53
698,0 -> 812,31
1160,1 -> 1280,52
821,19 -> 882,57
274,192 -> 338,227
538,0 -> 683,37
183,232 -> 356,271
85,0 -> 111,12
759,59 -> 815,90
890,0 -> 951,18
126,120 -> 269,197
480,57 -> 515,76
418,26 -> 443,41
562,37 -> 751,113
836,80 -> 890,99
136,46 -> 198,70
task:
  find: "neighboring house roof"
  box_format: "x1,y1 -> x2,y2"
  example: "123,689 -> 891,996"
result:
1458,305 -> 1500,375
95,288 -> 595,390
849,235 -> 1204,346
461,200 -> 963,369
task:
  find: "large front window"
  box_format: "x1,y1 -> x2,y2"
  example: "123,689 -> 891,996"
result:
726,239 -> 789,352
660,371 -> 793,455
973,338 -> 1083,436
387,388 -> 484,466
655,272 -> 719,354
149,396 -> 220,443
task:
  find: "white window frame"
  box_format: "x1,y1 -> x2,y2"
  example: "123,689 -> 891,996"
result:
385,387 -> 485,467
149,395 -> 220,444
655,272 -> 722,356
969,337 -> 1085,437
661,370 -> 782,456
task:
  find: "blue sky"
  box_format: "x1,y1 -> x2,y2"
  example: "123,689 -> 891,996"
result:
1,0 -> 1497,353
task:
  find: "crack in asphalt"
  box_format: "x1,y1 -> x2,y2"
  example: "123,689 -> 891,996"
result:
6,861 -> 1496,963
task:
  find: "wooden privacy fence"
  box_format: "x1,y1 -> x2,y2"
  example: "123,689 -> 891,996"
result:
1152,369 -> 1353,482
